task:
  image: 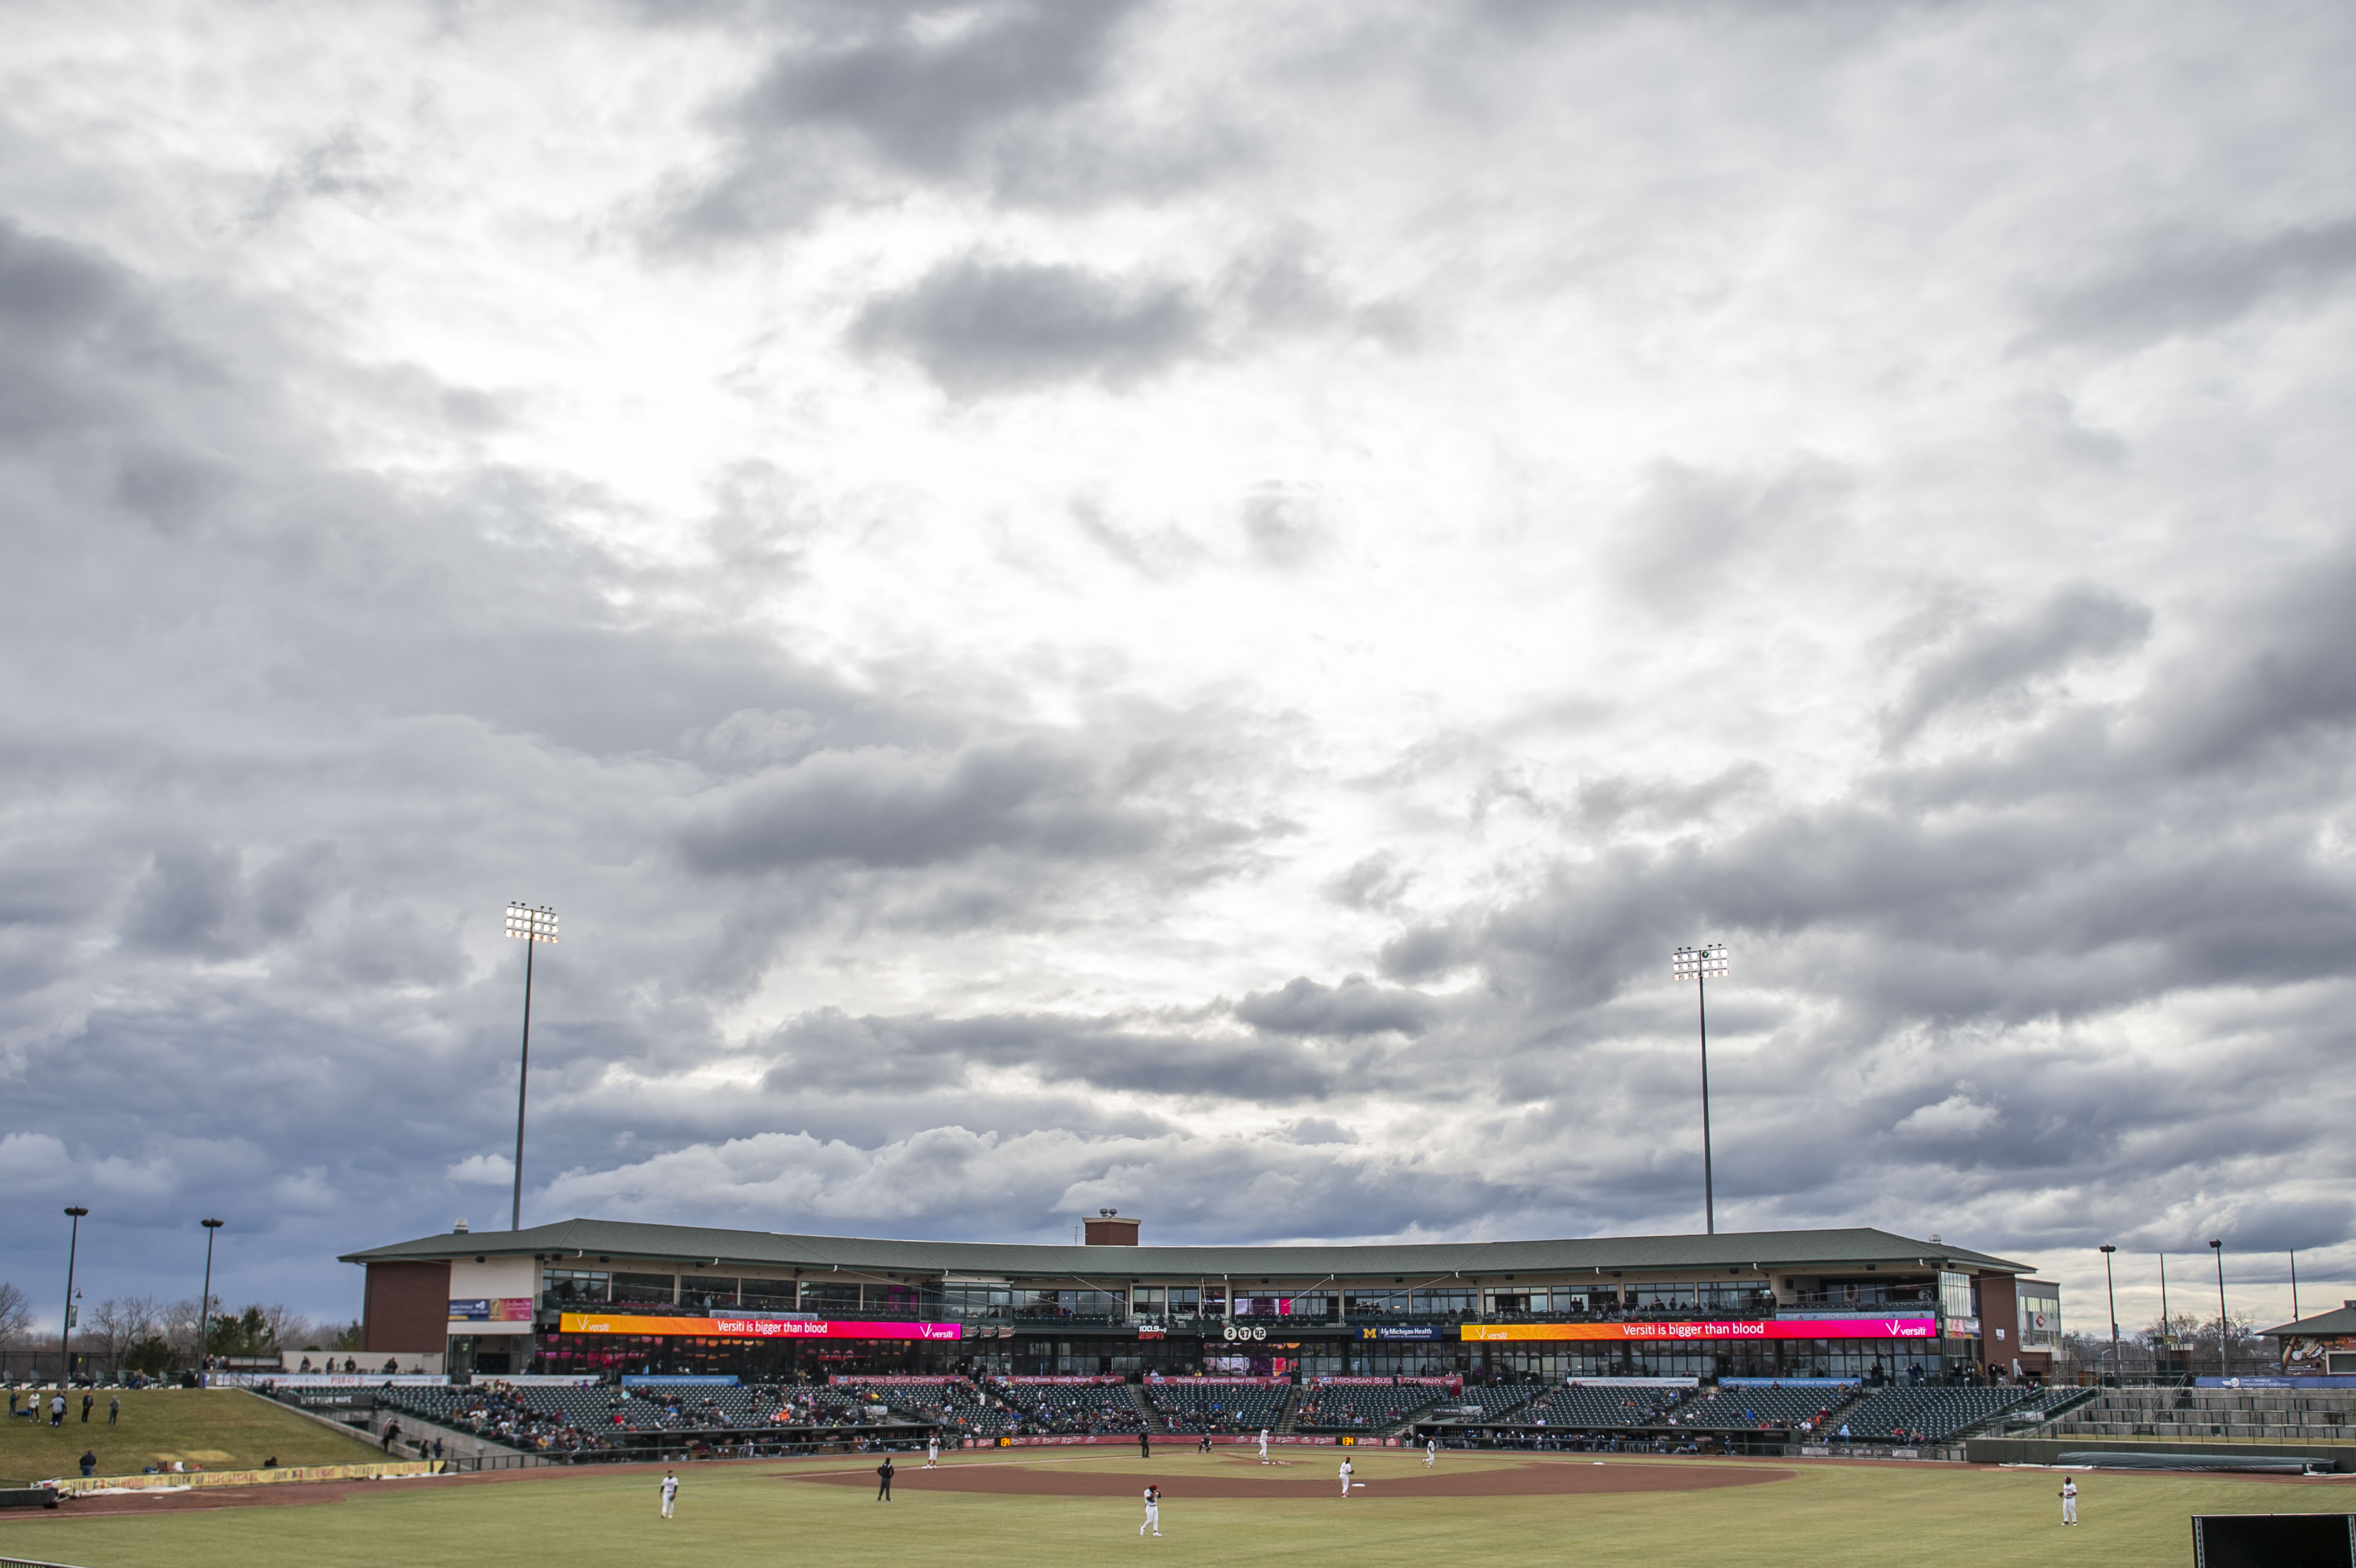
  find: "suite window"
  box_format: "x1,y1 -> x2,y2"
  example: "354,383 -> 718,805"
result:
801,1283 -> 860,1313
611,1273 -> 676,1306
740,1278 -> 797,1309
542,1269 -> 608,1305
680,1276 -> 740,1310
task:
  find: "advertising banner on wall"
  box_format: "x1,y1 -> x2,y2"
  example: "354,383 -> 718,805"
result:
558,1313 -> 961,1340
1463,1318 -> 1938,1343
1360,1325 -> 1446,1340
448,1298 -> 535,1323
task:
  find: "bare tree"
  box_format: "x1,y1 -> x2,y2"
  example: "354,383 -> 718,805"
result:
258,1303 -> 321,1350
0,1281 -> 31,1347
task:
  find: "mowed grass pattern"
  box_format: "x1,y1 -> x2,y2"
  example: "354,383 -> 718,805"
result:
0,1389 -> 382,1481
7,1449 -> 2352,1567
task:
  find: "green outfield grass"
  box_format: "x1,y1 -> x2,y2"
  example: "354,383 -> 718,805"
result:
0,1389 -> 382,1482
5,1448 -> 2350,1568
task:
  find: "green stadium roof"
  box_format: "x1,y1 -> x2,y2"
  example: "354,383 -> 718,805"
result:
341,1218 -> 2030,1280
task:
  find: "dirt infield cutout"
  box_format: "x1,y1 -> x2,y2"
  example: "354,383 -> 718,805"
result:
794,1456 -> 1796,1499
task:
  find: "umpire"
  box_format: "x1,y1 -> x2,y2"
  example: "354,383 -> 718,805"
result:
877,1455 -> 895,1501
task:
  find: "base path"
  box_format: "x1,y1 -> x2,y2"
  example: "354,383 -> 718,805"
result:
796,1457 -> 1794,1499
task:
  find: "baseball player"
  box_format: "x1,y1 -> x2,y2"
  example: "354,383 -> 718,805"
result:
1424,1437 -> 1437,1468
926,1435 -> 940,1468
1139,1483 -> 1162,1537
1257,1428 -> 1270,1464
1339,1457 -> 1354,1496
2059,1477 -> 2079,1525
659,1470 -> 679,1519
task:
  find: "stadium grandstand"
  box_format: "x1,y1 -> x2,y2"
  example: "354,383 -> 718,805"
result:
1293,1379 -> 1454,1431
340,1215 -> 2054,1389
987,1377 -> 1146,1435
1142,1379 -> 1291,1433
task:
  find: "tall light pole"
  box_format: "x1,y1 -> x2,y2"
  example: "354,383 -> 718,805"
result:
504,902 -> 558,1232
2158,1252 -> 2171,1376
61,1206 -> 88,1385
199,1218 -> 224,1381
2289,1247 -> 2299,1325
2208,1239 -> 2228,1378
1671,944 -> 1728,1235
2098,1245 -> 2119,1383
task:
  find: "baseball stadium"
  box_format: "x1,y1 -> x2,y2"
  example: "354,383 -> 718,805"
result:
13,1217 -> 2356,1568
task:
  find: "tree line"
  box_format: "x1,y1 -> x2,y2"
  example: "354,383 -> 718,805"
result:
0,1279 -> 360,1374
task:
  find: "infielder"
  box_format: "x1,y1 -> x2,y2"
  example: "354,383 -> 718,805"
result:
659,1470 -> 679,1519
1257,1428 -> 1270,1464
1424,1437 -> 1437,1468
1139,1483 -> 1162,1537
2059,1477 -> 2079,1525
926,1435 -> 940,1469
1338,1457 -> 1354,1496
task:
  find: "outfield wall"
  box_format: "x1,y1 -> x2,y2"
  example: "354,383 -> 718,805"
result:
1965,1436 -> 2356,1472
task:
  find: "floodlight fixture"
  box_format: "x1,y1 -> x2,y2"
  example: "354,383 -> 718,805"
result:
62,1206 -> 89,1382
505,902 -> 558,1232
200,1218 -> 225,1379
1671,944 -> 1730,1234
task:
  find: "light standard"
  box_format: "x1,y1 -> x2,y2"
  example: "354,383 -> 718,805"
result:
2158,1252 -> 2172,1378
2289,1247 -> 2300,1324
1670,944 -> 1728,1235
504,902 -> 558,1232
2208,1239 -> 2228,1378
61,1206 -> 88,1384
2098,1245 -> 2119,1383
199,1218 -> 224,1381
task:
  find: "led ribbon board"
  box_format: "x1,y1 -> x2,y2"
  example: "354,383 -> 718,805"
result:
558,1314 -> 962,1341
1463,1318 -> 1940,1342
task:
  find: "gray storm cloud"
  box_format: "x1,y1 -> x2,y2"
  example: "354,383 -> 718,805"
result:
1,0 -> 2353,1334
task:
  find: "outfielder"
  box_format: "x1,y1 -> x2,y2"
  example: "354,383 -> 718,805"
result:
2059,1477 -> 2079,1525
659,1470 -> 679,1519
1139,1483 -> 1162,1537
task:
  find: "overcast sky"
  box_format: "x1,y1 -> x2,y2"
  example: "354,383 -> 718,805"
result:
4,0 -> 2353,1337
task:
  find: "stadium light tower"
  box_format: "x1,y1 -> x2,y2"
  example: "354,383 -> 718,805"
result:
2098,1245 -> 2120,1383
199,1218 -> 224,1380
2209,1239 -> 2228,1378
504,902 -> 558,1232
1670,944 -> 1729,1235
61,1206 -> 88,1384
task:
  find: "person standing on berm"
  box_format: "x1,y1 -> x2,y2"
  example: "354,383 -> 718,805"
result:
877,1455 -> 895,1501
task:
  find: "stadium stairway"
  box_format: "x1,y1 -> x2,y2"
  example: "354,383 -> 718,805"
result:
1127,1383 -> 1156,1430
1275,1386 -> 1302,1436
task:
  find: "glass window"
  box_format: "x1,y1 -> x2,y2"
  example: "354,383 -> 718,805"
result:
1627,1284 -> 1696,1311
611,1272 -> 675,1305
680,1276 -> 739,1309
2016,1284 -> 2060,1347
541,1269 -> 608,1305
801,1283 -> 860,1313
866,1283 -> 919,1313
942,1285 -> 1012,1319
740,1277 -> 797,1308
1940,1273 -> 1975,1322
1346,1289 -> 1408,1315
1411,1289 -> 1477,1315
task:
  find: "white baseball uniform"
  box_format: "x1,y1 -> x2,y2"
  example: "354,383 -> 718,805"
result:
2060,1479 -> 2077,1525
1424,1438 -> 1436,1467
926,1437 -> 939,1467
1140,1486 -> 1161,1536
1339,1459 -> 1353,1496
660,1473 -> 679,1518
1258,1429 -> 1269,1463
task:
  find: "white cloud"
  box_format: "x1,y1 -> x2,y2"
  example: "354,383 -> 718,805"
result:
446,1154 -> 516,1188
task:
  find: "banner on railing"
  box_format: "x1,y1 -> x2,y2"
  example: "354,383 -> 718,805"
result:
1146,1376 -> 1278,1386
830,1375 -> 956,1385
1466,1318 -> 1938,1343
221,1374 -> 449,1388
621,1374 -> 739,1387
560,1313 -> 961,1341
1311,1376 -> 1461,1388
1001,1376 -> 1127,1385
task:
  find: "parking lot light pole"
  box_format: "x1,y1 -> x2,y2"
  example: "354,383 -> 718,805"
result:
1670,945 -> 1729,1235
504,902 -> 559,1232
2209,1240 -> 2228,1378
199,1218 -> 224,1379
2098,1245 -> 2119,1383
62,1206 -> 89,1384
